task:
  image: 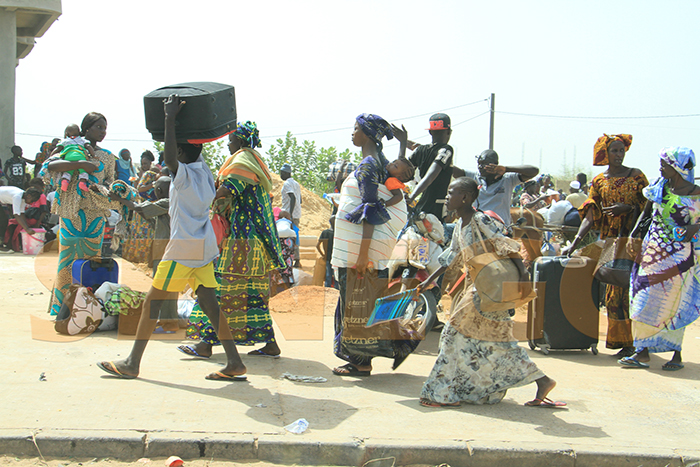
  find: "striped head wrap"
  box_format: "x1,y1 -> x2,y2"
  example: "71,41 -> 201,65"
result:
232,121 -> 261,148
593,134 -> 633,166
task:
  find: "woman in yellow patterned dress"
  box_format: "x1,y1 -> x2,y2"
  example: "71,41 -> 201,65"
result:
563,134 -> 648,357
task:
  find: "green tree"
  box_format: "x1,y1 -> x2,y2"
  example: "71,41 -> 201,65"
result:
265,131 -> 359,196
151,140 -> 228,174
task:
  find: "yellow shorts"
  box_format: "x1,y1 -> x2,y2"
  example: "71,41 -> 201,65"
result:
152,260 -> 218,292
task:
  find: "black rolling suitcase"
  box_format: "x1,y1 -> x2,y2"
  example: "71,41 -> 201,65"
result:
144,82 -> 237,143
527,256 -> 600,355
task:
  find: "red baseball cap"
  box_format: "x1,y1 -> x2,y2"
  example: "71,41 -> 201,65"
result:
426,113 -> 451,131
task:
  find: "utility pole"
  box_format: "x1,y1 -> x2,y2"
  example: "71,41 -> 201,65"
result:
489,93 -> 495,150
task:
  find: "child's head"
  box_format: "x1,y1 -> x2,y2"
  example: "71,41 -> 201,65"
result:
23,187 -> 43,204
11,145 -> 22,157
140,150 -> 155,171
278,210 -> 292,221
177,143 -> 202,164
446,177 -> 479,212
387,157 -> 415,183
28,177 -> 45,191
154,176 -> 171,199
64,124 -> 81,138
329,215 -> 336,229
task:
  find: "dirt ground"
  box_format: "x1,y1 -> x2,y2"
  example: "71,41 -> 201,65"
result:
269,173 -> 331,237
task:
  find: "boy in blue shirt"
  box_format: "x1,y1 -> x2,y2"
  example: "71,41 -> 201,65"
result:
98,94 -> 246,381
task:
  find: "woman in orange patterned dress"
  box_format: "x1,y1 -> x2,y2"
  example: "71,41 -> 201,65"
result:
563,134 -> 648,357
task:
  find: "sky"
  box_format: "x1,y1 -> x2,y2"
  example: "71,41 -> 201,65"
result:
13,0 -> 700,184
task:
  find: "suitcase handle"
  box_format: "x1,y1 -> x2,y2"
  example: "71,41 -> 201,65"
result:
555,256 -> 587,268
88,258 -> 115,271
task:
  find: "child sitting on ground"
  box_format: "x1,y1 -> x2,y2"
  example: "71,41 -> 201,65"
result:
54,124 -> 95,194
384,157 -> 415,207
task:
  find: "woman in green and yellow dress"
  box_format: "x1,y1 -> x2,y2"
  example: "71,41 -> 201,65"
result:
181,122 -> 287,358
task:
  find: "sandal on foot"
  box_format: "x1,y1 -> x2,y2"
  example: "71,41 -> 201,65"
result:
618,356 -> 650,368
419,398 -> 460,408
97,361 -> 137,379
662,361 -> 684,371
247,349 -> 281,359
177,345 -> 210,359
614,347 -> 635,358
524,397 -> 567,408
332,363 -> 371,377
205,371 -> 247,382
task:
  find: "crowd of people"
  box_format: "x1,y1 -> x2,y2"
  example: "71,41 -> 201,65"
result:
3,102 -> 699,408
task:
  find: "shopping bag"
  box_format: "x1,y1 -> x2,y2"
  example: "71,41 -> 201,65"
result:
54,284 -> 104,335
594,236 -> 634,288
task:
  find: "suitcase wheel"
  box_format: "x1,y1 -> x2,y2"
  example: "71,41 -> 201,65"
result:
528,340 -> 537,351
590,344 -> 599,355
540,346 -> 550,355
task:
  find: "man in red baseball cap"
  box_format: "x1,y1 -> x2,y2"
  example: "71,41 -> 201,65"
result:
407,113 -> 465,221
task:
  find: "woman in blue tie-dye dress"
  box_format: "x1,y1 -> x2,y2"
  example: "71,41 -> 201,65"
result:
621,147 -> 700,371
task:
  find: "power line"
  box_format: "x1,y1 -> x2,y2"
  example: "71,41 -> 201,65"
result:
265,99 -> 489,139
498,111 -> 700,120
384,111 -> 490,143
14,99 -> 486,142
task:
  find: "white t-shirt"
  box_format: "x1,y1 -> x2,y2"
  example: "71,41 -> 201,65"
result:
162,156 -> 219,268
276,218 -> 296,238
463,170 -> 521,225
545,200 -> 574,225
0,186 -> 26,215
281,177 -> 302,219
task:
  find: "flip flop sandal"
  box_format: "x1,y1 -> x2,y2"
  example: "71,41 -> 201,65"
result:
524,397 -> 567,408
662,361 -> 684,371
205,371 -> 247,382
419,398 -> 461,408
618,356 -> 650,368
247,349 -> 281,359
332,363 -> 371,377
97,361 -> 137,379
177,345 -> 211,359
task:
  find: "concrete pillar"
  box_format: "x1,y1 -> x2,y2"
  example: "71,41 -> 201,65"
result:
0,7 -> 17,165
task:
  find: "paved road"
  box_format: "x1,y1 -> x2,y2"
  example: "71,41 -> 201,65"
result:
1,252 -> 699,466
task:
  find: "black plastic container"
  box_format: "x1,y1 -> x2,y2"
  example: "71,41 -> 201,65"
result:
144,82 -> 236,143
